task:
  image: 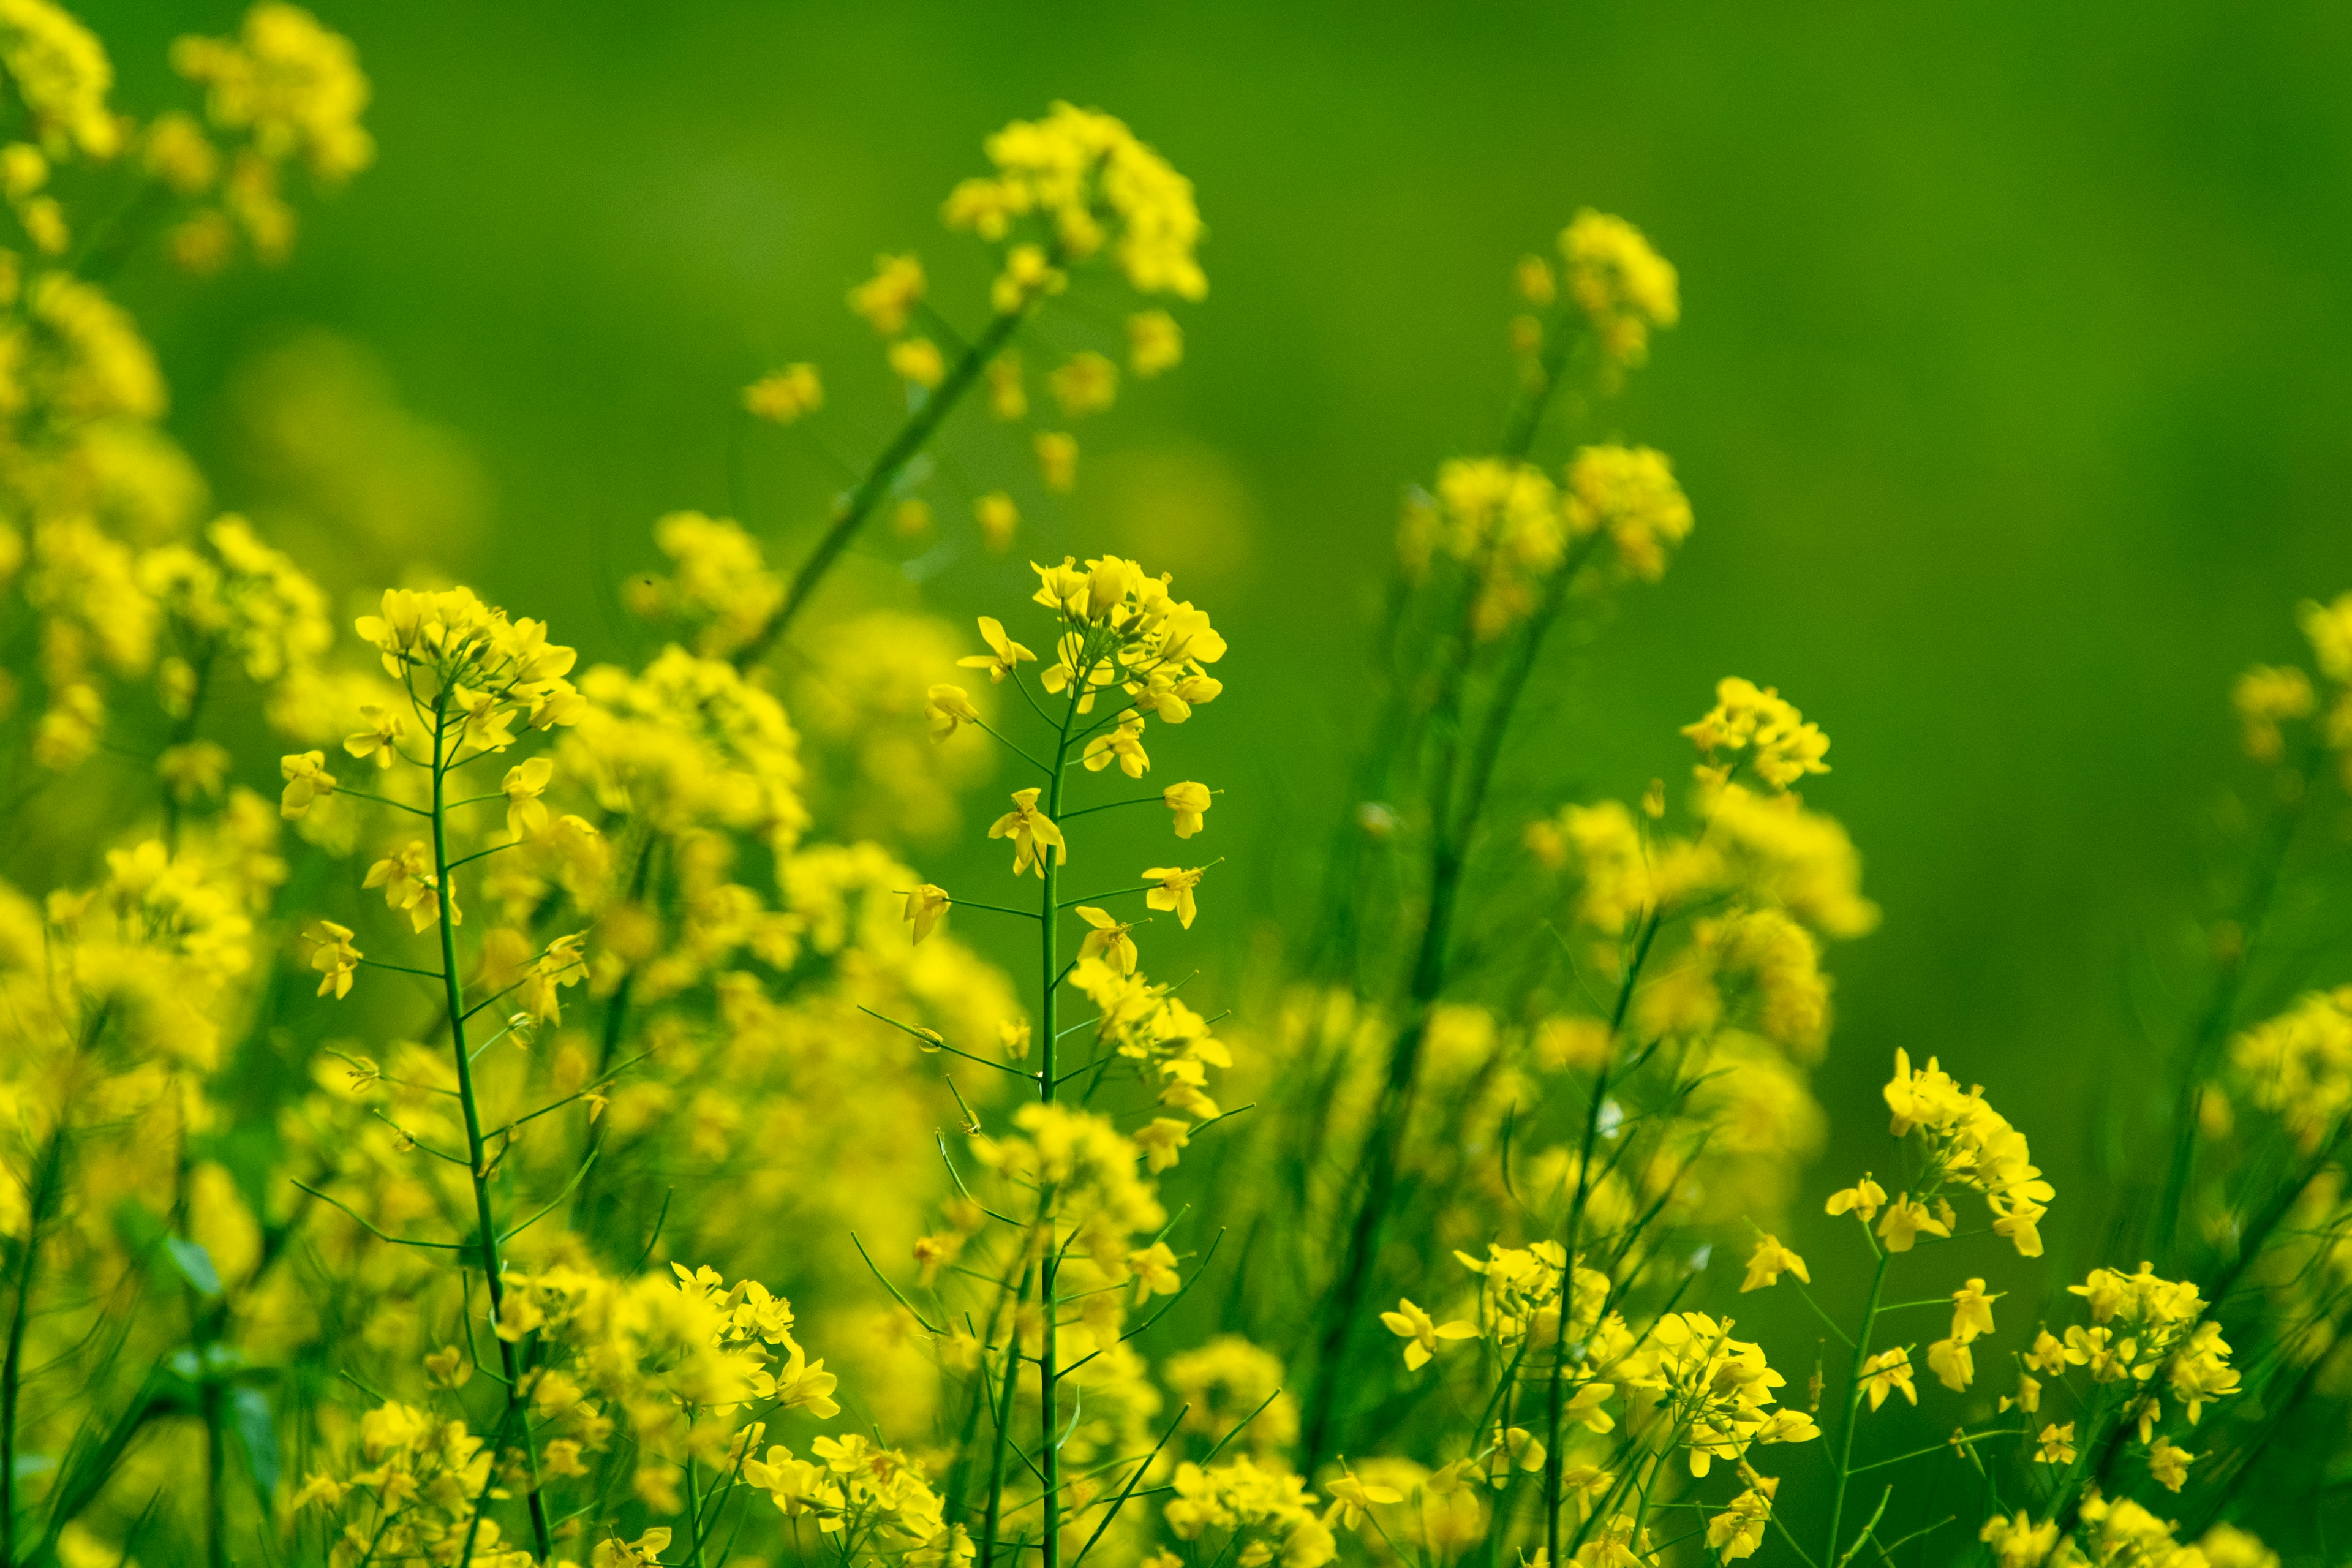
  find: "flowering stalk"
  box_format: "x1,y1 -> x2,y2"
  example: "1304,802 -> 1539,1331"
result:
425,690 -> 555,1565
1820,1240 -> 1891,1566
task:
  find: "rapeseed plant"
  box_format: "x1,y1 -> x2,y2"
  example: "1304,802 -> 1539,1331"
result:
0,5 -> 2342,1566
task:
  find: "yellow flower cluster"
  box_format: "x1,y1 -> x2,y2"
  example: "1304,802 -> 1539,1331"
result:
625,511 -> 785,658
292,1402 -> 528,1568
1558,208 -> 1679,371
1396,445 -> 1694,638
2228,987 -> 2352,1148
1623,1311 -> 1819,1477
1682,676 -> 1831,791
1877,1047 -> 2055,1256
1163,1456 -> 1338,1568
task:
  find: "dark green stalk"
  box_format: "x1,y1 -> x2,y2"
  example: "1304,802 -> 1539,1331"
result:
428,696 -> 552,1565
1822,1245 -> 1892,1565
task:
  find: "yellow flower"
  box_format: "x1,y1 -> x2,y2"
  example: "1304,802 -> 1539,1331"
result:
986,352 -> 1026,419
1164,780 -> 1212,838
2148,1436 -> 2194,1493
502,755 -> 553,840
1145,865 -> 1204,929
519,934 -> 588,1024
903,884 -> 950,945
1134,1117 -> 1191,1172
1324,1466 -> 1403,1530
1740,1235 -> 1807,1292
158,740 -> 232,803
1128,309 -> 1183,377
344,702 -> 406,769
2034,1422 -> 2076,1466
2000,1373 -> 2041,1414
988,787 -> 1066,878
1707,1474 -> 1778,1563
926,682 -> 981,742
1980,1512 -> 2058,1568
1035,430 -> 1079,492
1875,1193 -> 1950,1253
1083,712 -> 1151,777
1559,208 -> 1678,369
1858,1347 -> 1915,1411
1825,1173 -> 1887,1223
1926,1337 -> 1973,1392
743,363 -> 823,423
306,920 -> 360,999
278,748 -> 336,818
889,336 -> 946,388
1128,1240 -> 1180,1303
1076,905 -> 1139,974
1951,1279 -> 1996,1344
974,492 -> 1019,551
1378,1298 -> 1477,1371
849,252 -> 925,334
956,617 -> 1035,684
363,840 -> 445,932
1049,350 -> 1118,417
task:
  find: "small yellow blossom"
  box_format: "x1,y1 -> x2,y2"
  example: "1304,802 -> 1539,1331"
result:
1875,1193 -> 1951,1253
279,748 -> 336,818
1324,1466 -> 1403,1529
1379,1298 -> 1477,1371
1740,1235 -> 1807,1292
849,252 -> 925,334
904,884 -> 950,944
1050,351 -> 1118,417
1036,431 -> 1079,492
2148,1436 -> 2194,1493
890,337 -> 946,388
1076,905 -> 1139,974
986,352 -> 1026,419
502,755 -> 553,839
926,682 -> 981,742
1858,1347 -> 1915,1411
1134,1117 -> 1191,1172
2034,1422 -> 2076,1466
1980,1512 -> 2059,1568
743,363 -> 823,423
306,920 -> 360,998
1164,780 -> 1212,838
1145,865 -> 1203,929
1825,1173 -> 1887,1223
1128,309 -> 1183,376
344,702 -> 405,769
974,491 -> 1019,550
988,787 -> 1066,878
1926,1338 -> 1973,1392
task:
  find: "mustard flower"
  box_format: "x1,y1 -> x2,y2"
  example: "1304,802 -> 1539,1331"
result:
1035,430 -> 1078,492
158,739 -> 231,802
306,919 -> 359,998
1128,309 -> 1182,376
2034,1422 -> 2076,1465
1559,208 -> 1678,369
1875,1193 -> 1950,1253
1083,712 -> 1150,777
987,786 -> 1065,877
343,702 -> 405,768
1378,1298 -> 1477,1370
903,883 -> 949,944
1825,1172 -> 1887,1223
849,252 -> 925,334
278,748 -> 336,817
2149,1436 -> 2195,1493
1324,1467 -> 1403,1530
1951,1278 -> 1996,1343
2301,590 -> 2352,682
1134,1116 -> 1191,1172
1164,780 -> 1212,838
502,755 -> 553,840
1707,1473 -> 1777,1563
363,840 -> 444,932
1145,864 -> 1203,928
974,491 -> 1019,550
1077,905 -> 1139,974
889,336 -> 945,388
1128,1240 -> 1180,1303
742,363 -> 822,423
956,616 -> 1035,683
925,682 -> 980,742
1739,1234 -> 1807,1292
1049,350 -> 1118,417
1926,1337 -> 1973,1392
1858,1347 -> 1915,1411
1515,254 -> 1556,306
986,351 -> 1026,418
519,933 -> 587,1024
1682,676 -> 1830,791
1980,1512 -> 2059,1568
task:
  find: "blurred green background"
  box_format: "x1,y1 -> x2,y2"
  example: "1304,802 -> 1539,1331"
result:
84,1 -> 2352,1264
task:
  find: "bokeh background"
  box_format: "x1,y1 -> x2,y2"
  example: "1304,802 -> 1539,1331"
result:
81,1 -> 2352,1284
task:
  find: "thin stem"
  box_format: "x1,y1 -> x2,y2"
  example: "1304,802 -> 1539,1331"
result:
1823,1246 -> 1893,1565
428,698 -> 553,1564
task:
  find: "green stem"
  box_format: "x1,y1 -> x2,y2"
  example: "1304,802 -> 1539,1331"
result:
429,698 -> 552,1565
1823,1246 -> 1893,1565
1037,680 -> 1080,1568
740,306 -> 1028,663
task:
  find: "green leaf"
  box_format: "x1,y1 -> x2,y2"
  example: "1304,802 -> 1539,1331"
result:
164,1238 -> 222,1299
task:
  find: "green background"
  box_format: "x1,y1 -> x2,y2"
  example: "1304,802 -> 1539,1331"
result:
87,2 -> 2352,1298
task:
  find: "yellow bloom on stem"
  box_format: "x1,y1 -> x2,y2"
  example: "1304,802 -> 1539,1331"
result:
502,755 -> 553,839
364,840 -> 445,932
1036,431 -> 1078,492
2034,1422 -> 2076,1466
344,703 -> 406,769
1825,1173 -> 1887,1223
974,492 -> 1019,550
889,337 -> 945,388
1128,1241 -> 1179,1303
1050,350 -> 1118,417
279,749 -> 336,818
1076,905 -> 1138,974
1378,1298 -> 1477,1371
1325,1466 -> 1403,1530
1927,1338 -> 1973,1392
904,884 -> 950,945
743,363 -> 823,423
1145,865 -> 1203,928
1858,1347 -> 1915,1411
1980,1512 -> 2058,1568
849,253 -> 925,335
2148,1436 -> 2194,1493
1740,1235 -> 1807,1292
1951,1279 -> 1996,1343
1164,780 -> 1211,837
926,682 -> 981,742
1127,309 -> 1183,377
1083,712 -> 1150,777
1134,1117 -> 1190,1172
988,788 -> 1066,878
956,616 -> 1035,683
1876,1193 -> 1950,1253
306,920 -> 360,998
